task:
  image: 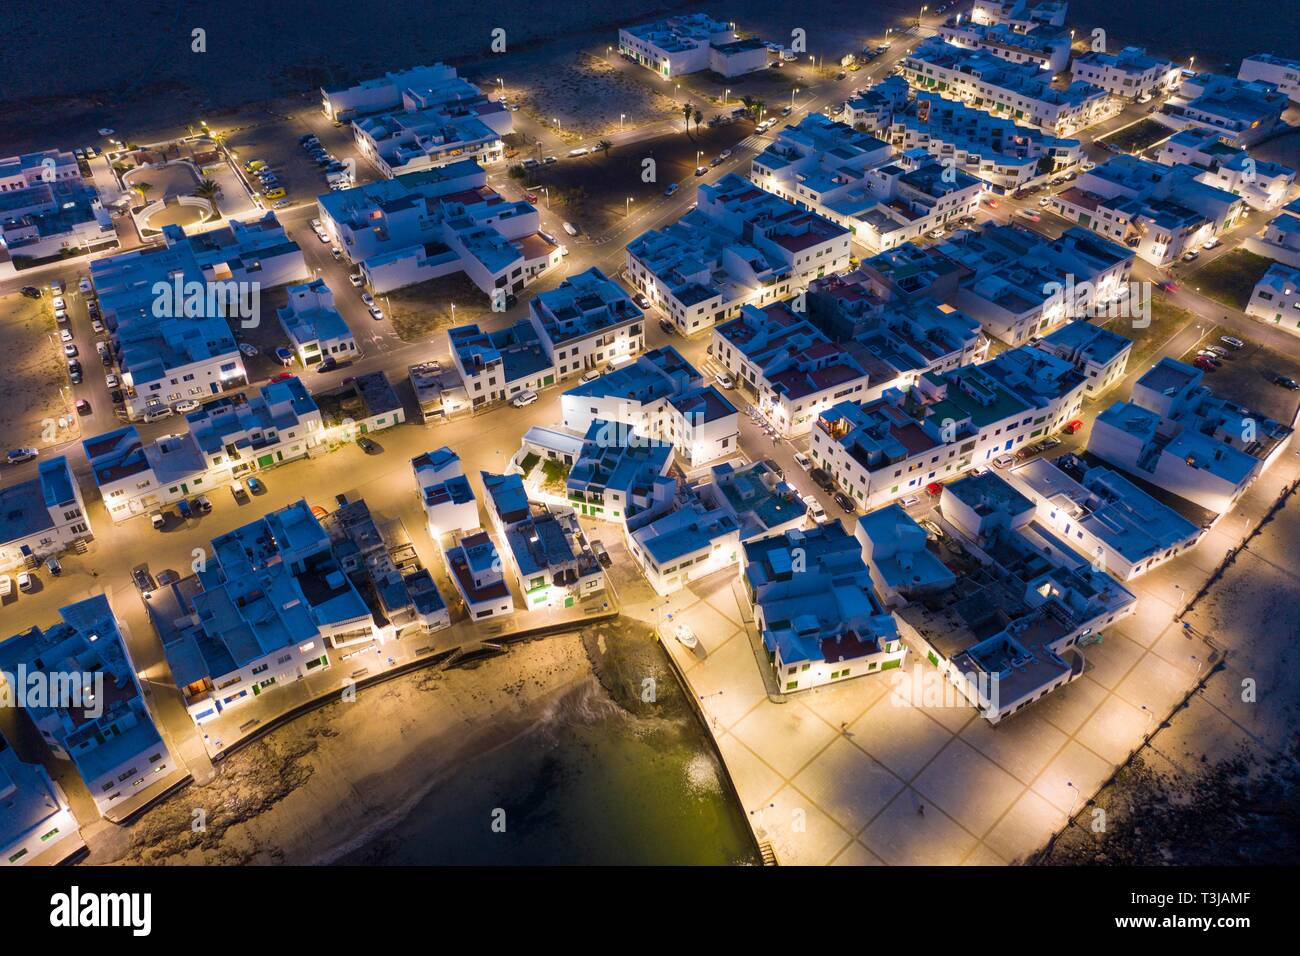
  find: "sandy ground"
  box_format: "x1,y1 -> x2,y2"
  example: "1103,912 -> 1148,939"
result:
86,634 -> 596,865
0,292 -> 78,451
511,52 -> 682,142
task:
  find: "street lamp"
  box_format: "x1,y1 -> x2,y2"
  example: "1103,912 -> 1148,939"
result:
625,196 -> 634,217
620,113 -> 626,130
790,87 -> 800,109
724,88 -> 730,105
919,4 -> 928,25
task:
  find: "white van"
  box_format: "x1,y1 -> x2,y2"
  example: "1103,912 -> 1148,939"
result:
143,407 -> 175,423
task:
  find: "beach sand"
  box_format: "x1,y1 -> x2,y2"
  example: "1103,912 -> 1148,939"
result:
88,633 -> 596,865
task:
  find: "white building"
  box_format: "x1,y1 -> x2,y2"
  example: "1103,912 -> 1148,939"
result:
412,447 -> 479,539
936,223 -> 1136,344
711,301 -> 871,437
89,212 -> 309,420
750,114 -> 984,251
317,160 -> 560,297
888,92 -> 1084,191
150,500 -> 379,727
1005,456 -> 1206,580
528,267 -> 645,380
970,0 -> 1068,31
618,13 -> 768,79
627,501 -> 741,595
1155,128 -> 1295,212
1244,197 -> 1300,268
1051,156 -> 1245,265
277,278 -> 358,367
0,732 -> 81,866
0,457 -> 92,573
1088,358 -> 1294,513
482,472 -> 604,610
626,171 -> 851,335
1036,320 -> 1133,397
83,377 -> 322,522
898,469 -> 1137,724
1070,48 -> 1182,100
1245,262 -> 1300,335
446,529 -> 515,620
743,521 -> 906,693
448,319 -> 557,409
0,595 -> 176,815
811,345 -> 1085,511
1238,53 -> 1300,104
1161,73 -> 1289,147
560,345 -> 740,466
0,176 -> 115,273
937,20 -> 1072,74
901,39 -> 1113,136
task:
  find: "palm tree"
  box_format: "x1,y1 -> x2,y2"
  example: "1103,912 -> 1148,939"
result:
193,179 -> 221,202
693,108 -> 703,134
682,103 -> 694,134
596,139 -> 613,159
131,181 -> 153,208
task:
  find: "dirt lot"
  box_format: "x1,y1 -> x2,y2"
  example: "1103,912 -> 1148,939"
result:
1098,117 -> 1173,155
384,273 -> 495,344
509,52 -> 682,143
1186,248 -> 1276,311
520,123 -> 756,232
0,292 -> 78,451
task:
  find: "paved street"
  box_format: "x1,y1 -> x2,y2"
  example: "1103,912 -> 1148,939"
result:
2,6 -> 1299,868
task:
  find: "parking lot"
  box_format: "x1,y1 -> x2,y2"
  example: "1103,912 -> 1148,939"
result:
0,287 -> 83,452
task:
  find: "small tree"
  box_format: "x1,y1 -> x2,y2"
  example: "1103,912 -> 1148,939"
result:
131,181 -> 153,208
597,139 -> 613,158
194,179 -> 221,201
682,102 -> 693,133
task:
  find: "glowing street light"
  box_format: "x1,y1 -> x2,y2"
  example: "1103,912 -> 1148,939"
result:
625,196 -> 634,217
790,87 -> 800,109
620,113 -> 626,130
724,88 -> 731,105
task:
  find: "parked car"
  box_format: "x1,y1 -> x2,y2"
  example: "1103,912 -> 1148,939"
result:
357,436 -> 380,454
104,372 -> 119,389
672,623 -> 699,649
1193,356 -> 1218,372
238,342 -> 259,357
17,570 -> 36,593
658,318 -> 674,335
1064,419 -> 1084,434
75,399 -> 91,415
149,510 -> 166,530
1271,375 -> 1300,391
245,476 -> 266,495
716,372 -> 735,389
833,491 -> 857,513
794,451 -> 812,471
177,498 -> 193,519
509,390 -> 539,408
900,495 -> 920,507
349,273 -> 364,287
1220,335 -> 1244,349
20,286 -> 41,298
231,483 -> 250,504
173,399 -> 201,413
993,454 -> 1015,468
142,407 -> 174,423
694,166 -> 708,176
0,575 -> 11,600
810,467 -> 834,492
562,221 -> 579,236
664,182 -> 679,196
1182,250 -> 1199,262
579,369 -> 600,384
194,495 -> 212,514
67,362 -> 83,384
62,343 -> 78,358
801,494 -> 827,523
590,540 -> 612,568
6,448 -> 38,465
368,305 -> 384,320
91,319 -> 105,334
